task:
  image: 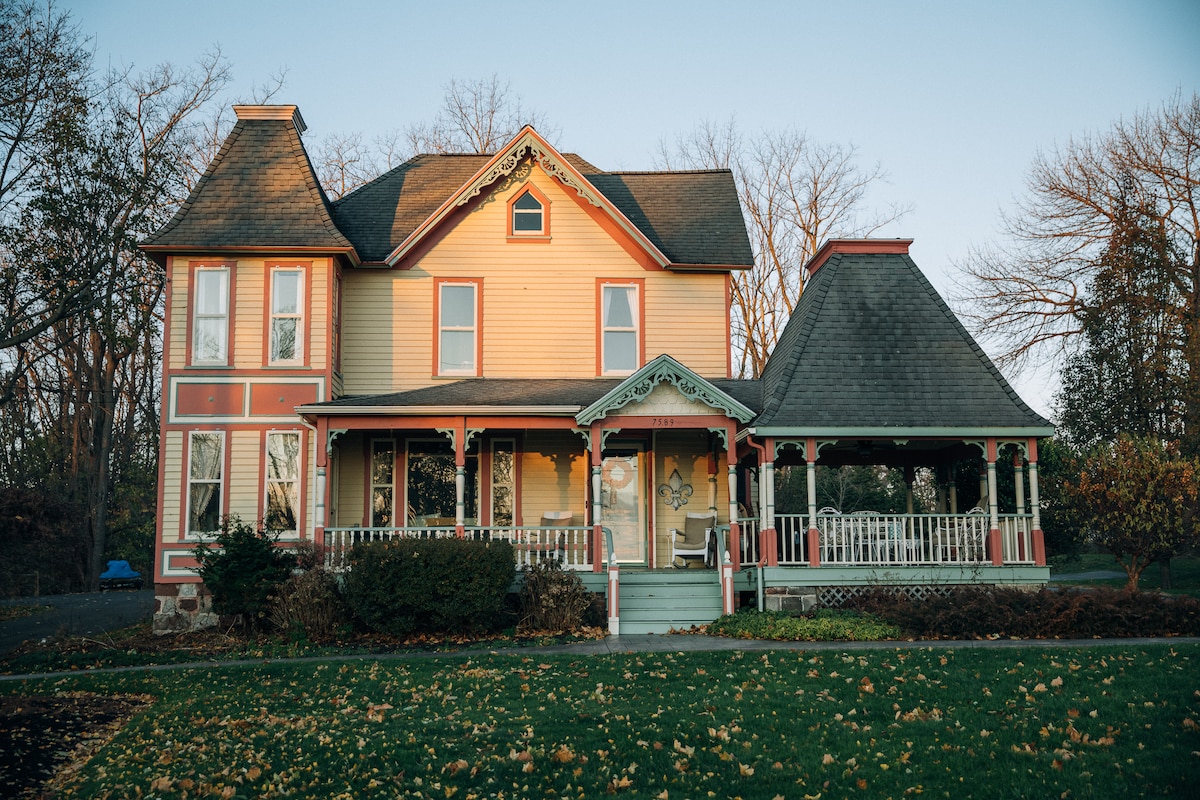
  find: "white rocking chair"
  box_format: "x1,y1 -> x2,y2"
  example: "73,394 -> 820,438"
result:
669,512 -> 716,567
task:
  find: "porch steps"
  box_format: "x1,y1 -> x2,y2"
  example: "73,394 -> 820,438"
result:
616,570 -> 723,635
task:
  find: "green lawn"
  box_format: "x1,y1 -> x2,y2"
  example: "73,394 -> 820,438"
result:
1050,553 -> 1200,597
5,644 -> 1198,798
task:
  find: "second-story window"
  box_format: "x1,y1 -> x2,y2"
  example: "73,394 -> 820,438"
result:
601,283 -> 640,375
192,268 -> 229,365
511,190 -> 544,234
437,280 -> 479,376
270,268 -> 304,365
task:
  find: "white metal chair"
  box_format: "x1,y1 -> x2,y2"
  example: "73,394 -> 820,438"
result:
669,512 -> 715,567
541,511 -> 574,565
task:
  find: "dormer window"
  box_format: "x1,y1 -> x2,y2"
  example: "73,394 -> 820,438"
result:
508,186 -> 549,238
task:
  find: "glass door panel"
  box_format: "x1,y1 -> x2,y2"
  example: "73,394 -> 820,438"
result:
602,449 -> 646,564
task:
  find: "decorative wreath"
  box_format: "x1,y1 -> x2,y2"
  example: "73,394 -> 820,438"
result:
603,459 -> 634,489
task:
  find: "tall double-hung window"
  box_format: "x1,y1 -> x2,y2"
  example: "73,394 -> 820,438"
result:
269,268 -> 304,365
437,280 -> 480,376
186,431 -> 224,538
192,268 -> 229,365
601,282 -> 640,375
264,431 -> 300,534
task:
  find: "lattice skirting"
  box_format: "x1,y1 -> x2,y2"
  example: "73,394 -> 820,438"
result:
815,584 -> 964,608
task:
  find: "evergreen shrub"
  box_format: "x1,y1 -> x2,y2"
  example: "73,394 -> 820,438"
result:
343,537 -> 514,636
192,515 -> 294,631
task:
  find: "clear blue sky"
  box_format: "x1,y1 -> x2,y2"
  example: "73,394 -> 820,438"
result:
66,0 -> 1200,415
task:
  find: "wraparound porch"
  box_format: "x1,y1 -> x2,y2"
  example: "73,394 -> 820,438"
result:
322,510 -> 1040,572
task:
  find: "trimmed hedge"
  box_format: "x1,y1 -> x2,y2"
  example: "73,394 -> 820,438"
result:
343,537 -> 514,636
848,585 -> 1200,639
707,608 -> 904,641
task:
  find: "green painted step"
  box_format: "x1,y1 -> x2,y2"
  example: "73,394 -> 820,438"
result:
614,570 -> 723,634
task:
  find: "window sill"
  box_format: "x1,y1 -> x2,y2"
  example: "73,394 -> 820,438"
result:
506,234 -> 552,243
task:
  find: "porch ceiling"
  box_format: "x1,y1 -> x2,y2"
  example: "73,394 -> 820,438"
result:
770,437 -> 984,468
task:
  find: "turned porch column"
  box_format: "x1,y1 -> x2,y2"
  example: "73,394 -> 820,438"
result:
986,437 -> 1002,565
806,437 -> 820,567
1028,437 -> 1046,566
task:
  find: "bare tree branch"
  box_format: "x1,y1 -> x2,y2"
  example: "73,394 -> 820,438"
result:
660,120 -> 910,376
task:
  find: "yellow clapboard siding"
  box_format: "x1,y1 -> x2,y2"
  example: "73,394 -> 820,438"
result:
309,260 -> 328,372
517,432 -> 589,524
334,433 -> 365,527
232,263 -> 265,369
167,266 -> 189,369
652,431 -> 725,568
160,431 -> 184,539
340,168 -> 730,393
227,430 -> 262,521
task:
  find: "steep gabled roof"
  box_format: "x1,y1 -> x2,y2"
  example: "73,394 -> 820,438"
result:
755,241 -> 1052,435
143,106 -> 354,260
587,171 -> 750,266
331,127 -> 753,268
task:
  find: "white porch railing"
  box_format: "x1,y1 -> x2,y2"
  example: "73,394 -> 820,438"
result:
734,512 -> 1036,567
323,525 -> 595,572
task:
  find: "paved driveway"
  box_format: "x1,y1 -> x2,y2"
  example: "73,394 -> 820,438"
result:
0,591 -> 155,655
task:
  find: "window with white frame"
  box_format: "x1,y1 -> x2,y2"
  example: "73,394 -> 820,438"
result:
186,431 -> 224,537
192,268 -> 229,365
269,268 -> 304,364
438,282 -> 478,375
264,431 -> 300,534
601,283 -> 639,375
370,440 -> 395,528
491,439 -> 515,526
511,190 -> 544,234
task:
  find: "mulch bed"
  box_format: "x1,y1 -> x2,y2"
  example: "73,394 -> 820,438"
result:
0,693 -> 151,798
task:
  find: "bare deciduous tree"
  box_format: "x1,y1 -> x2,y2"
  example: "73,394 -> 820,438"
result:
957,93 -> 1200,448
659,119 -> 910,376
405,74 -> 557,155
3,45 -> 230,588
313,131 -> 379,200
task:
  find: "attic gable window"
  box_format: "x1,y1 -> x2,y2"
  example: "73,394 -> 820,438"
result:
508,186 -> 549,239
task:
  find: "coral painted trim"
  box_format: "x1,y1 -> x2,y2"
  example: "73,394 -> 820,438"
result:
804,239 -> 914,276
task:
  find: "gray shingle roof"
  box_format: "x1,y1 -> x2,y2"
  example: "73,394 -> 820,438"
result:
330,154 -> 488,263
305,377 -> 761,415
755,252 -> 1052,432
143,110 -> 751,270
143,119 -> 353,253
588,171 -> 752,266
331,154 -> 752,266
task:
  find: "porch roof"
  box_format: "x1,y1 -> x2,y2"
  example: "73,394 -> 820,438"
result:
754,244 -> 1053,435
299,376 -> 762,417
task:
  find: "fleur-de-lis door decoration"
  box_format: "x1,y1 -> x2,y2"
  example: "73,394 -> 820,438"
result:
657,468 -> 693,510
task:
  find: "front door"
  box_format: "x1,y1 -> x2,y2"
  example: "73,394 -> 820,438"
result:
602,448 -> 646,565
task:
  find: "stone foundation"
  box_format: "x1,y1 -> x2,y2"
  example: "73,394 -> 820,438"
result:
764,586 -> 818,613
153,583 -> 220,633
